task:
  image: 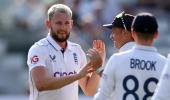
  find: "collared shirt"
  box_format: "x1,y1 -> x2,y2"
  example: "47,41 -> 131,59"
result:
27,35 -> 87,100
94,44 -> 166,100
119,42 -> 135,52
152,53 -> 170,100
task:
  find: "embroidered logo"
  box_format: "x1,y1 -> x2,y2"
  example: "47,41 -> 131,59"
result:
73,53 -> 78,65
31,55 -> 39,64
49,54 -> 56,62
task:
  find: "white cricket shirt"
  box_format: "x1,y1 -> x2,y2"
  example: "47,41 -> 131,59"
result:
152,53 -> 170,100
119,42 -> 135,52
27,35 -> 87,100
94,44 -> 166,100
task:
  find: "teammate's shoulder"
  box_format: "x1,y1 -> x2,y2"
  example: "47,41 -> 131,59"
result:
108,50 -> 132,62
167,53 -> 170,59
158,54 -> 166,60
114,50 -> 131,56
109,52 -> 123,60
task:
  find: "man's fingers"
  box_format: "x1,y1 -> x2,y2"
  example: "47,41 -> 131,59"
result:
93,40 -> 102,49
101,41 -> 105,50
98,40 -> 105,50
96,40 -> 101,49
93,40 -> 98,49
83,64 -> 95,73
93,40 -> 105,53
87,69 -> 95,73
87,48 -> 98,56
93,40 -> 96,47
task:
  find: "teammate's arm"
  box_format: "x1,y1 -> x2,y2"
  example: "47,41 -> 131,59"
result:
93,55 -> 115,100
79,40 -> 106,96
152,58 -> 170,100
79,71 -> 101,96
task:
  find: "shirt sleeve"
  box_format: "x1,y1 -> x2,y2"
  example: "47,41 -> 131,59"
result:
27,45 -> 47,71
152,56 -> 170,100
94,55 -> 116,100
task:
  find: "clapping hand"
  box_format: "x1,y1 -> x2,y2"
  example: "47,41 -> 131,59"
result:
87,40 -> 106,71
93,40 -> 106,65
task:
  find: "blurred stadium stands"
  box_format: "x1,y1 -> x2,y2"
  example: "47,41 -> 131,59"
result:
0,0 -> 170,99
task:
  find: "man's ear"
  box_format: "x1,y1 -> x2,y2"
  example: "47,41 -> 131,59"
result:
70,20 -> 73,28
131,31 -> 136,39
45,20 -> 51,29
154,31 -> 158,39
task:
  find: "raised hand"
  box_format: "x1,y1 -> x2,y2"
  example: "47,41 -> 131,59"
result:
93,40 -> 106,66
87,48 -> 103,71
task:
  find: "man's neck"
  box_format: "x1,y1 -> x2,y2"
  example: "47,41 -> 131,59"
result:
50,35 -> 67,49
136,39 -> 153,46
57,41 -> 67,49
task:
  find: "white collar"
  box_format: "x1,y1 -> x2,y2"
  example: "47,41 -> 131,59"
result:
133,44 -> 157,52
46,35 -> 72,51
119,42 -> 135,52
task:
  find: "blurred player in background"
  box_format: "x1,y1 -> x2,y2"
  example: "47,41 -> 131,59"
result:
27,4 -> 105,100
152,53 -> 170,100
94,12 -> 166,100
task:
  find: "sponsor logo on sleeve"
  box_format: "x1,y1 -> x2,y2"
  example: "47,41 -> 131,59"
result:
31,55 -> 39,64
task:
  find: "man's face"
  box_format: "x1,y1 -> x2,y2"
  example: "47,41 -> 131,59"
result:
110,27 -> 125,49
48,12 -> 73,42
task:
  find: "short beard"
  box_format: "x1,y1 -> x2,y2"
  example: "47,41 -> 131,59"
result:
50,29 -> 70,43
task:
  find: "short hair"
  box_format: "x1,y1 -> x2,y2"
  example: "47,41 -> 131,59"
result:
47,4 -> 72,20
132,12 -> 158,41
132,12 -> 158,34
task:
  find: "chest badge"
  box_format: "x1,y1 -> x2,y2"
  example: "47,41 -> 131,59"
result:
49,54 -> 56,62
73,53 -> 78,65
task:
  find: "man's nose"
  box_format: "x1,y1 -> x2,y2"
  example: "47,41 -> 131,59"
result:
60,24 -> 67,30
